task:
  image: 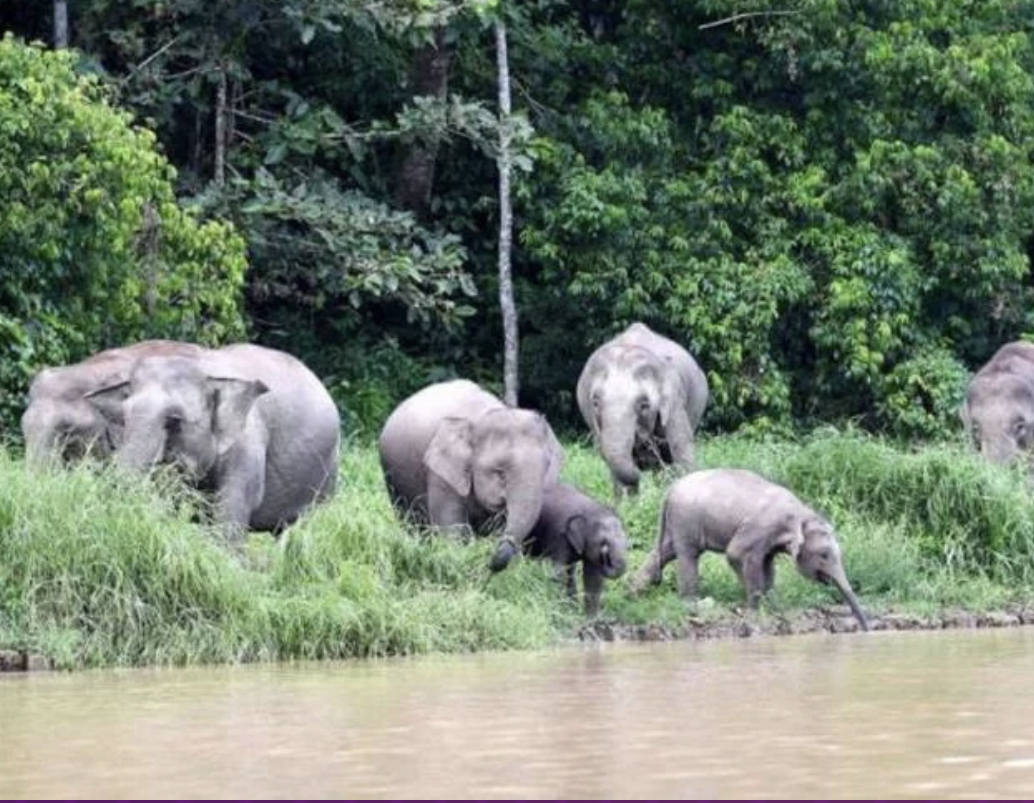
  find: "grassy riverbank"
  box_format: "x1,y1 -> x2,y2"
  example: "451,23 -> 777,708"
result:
2,430 -> 1034,669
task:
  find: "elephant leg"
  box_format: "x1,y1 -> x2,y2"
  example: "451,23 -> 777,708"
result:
630,529 -> 676,592
727,551 -> 768,609
214,447 -> 266,544
762,553 -> 777,594
674,546 -> 701,599
557,563 -> 577,600
582,564 -> 604,617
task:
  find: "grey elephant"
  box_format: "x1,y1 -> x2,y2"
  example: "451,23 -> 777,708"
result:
962,341 -> 1034,466
20,340 -> 201,465
524,482 -> 629,615
378,379 -> 564,572
577,322 -> 708,496
631,468 -> 869,631
86,343 -> 340,541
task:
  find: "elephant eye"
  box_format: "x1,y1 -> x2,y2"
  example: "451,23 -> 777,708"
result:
165,415 -> 184,434
636,396 -> 651,413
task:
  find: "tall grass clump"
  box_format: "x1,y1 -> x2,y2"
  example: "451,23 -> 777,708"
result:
0,446 -> 572,669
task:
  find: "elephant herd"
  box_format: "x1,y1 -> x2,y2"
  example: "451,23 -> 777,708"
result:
18,326 -> 1029,629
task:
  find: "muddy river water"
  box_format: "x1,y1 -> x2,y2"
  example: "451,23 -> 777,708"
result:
3,628 -> 1034,799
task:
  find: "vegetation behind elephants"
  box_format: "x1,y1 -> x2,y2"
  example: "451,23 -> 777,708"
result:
3,430 -> 1034,670
2,3 -> 1034,440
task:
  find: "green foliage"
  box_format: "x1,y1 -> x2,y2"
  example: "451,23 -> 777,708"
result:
5,2 -> 1034,436
212,169 -> 476,326
513,0 -> 1034,432
876,345 -> 970,439
0,36 -> 245,430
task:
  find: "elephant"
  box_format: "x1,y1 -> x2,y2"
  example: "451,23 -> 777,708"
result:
85,343 -> 340,541
576,322 -> 708,497
524,481 -> 629,616
962,341 -> 1034,466
377,379 -> 564,572
630,468 -> 869,631
20,340 -> 201,466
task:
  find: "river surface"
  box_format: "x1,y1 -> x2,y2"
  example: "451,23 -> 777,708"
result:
3,628 -> 1034,799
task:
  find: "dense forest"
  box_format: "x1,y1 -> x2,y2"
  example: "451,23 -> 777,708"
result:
2,0 -> 1034,439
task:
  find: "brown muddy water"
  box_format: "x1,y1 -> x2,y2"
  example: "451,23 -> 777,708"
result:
3,628 -> 1034,799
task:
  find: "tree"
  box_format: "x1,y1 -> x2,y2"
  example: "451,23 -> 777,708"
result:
495,15 -> 519,406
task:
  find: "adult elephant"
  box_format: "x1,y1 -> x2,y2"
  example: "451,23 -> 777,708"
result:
378,379 -> 564,572
577,322 -> 708,496
21,340 -> 201,466
86,344 -> 340,541
963,341 -> 1034,466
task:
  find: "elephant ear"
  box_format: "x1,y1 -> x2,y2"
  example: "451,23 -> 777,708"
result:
565,514 -> 590,555
85,381 -> 131,425
207,376 -> 269,453
424,417 -> 474,497
540,415 -> 565,486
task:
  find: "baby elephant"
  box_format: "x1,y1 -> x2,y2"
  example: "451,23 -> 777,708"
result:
525,482 -> 629,616
631,469 -> 869,630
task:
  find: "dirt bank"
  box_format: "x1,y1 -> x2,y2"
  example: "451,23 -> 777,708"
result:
577,605 -> 1034,642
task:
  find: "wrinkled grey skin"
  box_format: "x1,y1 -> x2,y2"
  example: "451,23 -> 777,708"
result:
631,468 -> 869,631
378,379 -> 564,571
577,322 -> 708,497
87,344 -> 340,542
525,482 -> 629,616
962,341 -> 1034,467
21,340 -> 201,466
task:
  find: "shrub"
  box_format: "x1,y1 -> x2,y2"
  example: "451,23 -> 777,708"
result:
0,35 -> 246,432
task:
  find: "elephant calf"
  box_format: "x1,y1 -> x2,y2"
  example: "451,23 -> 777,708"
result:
525,482 -> 629,616
631,468 -> 869,631
577,322 -> 708,497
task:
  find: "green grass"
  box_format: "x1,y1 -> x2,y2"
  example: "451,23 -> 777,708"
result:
3,428 -> 1034,668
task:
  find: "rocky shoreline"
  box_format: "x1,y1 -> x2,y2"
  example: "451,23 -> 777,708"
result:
577,604 -> 1034,642
4,606 -> 1034,672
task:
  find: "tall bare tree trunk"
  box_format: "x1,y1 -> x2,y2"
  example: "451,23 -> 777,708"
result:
496,19 -> 519,407
53,1 -> 68,49
394,27 -> 451,218
213,64 -> 228,186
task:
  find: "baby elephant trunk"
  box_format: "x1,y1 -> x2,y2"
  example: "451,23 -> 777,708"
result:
825,567 -> 869,632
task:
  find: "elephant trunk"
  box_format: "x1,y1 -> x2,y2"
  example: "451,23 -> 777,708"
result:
24,428 -> 56,467
826,567 -> 869,632
489,471 -> 548,573
981,436 -> 1015,466
598,409 -> 640,491
115,419 -> 166,472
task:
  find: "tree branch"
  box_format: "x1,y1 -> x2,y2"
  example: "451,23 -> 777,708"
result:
698,10 -> 800,30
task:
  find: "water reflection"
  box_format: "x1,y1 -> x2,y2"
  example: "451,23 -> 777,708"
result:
2,628 -> 1034,798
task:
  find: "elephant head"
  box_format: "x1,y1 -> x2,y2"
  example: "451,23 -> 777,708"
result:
86,356 -> 268,482
566,513 -> 628,580
962,373 -> 1034,466
21,380 -> 113,465
587,349 -> 689,492
424,407 -> 564,567
787,517 -> 869,631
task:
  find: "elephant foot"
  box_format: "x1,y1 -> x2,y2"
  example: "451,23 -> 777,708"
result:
488,537 -> 520,573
